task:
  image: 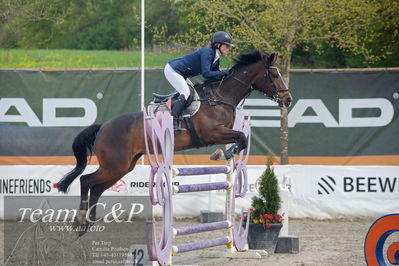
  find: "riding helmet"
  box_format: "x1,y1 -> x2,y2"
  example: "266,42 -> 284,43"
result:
211,31 -> 234,46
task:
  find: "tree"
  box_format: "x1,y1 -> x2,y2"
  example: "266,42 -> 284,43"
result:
251,156 -> 281,218
0,0 -> 69,48
171,0 -> 398,163
175,0 -> 397,76
53,0 -> 137,50
134,0 -> 182,50
0,0 -> 183,50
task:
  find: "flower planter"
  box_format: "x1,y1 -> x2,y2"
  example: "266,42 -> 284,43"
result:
245,222 -> 282,253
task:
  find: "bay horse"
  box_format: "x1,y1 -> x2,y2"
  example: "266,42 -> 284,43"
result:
56,51 -> 292,234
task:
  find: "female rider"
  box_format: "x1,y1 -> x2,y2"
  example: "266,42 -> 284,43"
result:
164,31 -> 233,131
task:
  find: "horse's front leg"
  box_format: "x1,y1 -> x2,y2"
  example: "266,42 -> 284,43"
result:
209,127 -> 247,161
223,141 -> 244,160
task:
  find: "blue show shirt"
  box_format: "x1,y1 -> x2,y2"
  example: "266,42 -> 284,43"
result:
168,46 -> 229,80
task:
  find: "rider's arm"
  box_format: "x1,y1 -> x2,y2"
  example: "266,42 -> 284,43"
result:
200,48 -> 229,79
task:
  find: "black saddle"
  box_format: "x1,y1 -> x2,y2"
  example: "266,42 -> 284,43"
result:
153,91 -> 179,103
152,85 -> 196,107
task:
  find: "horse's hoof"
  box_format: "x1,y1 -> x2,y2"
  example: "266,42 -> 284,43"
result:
72,210 -> 87,229
210,149 -> 225,161
77,222 -> 94,237
78,227 -> 88,237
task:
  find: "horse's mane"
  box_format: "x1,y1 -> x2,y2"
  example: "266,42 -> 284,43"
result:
201,50 -> 267,87
232,50 -> 267,70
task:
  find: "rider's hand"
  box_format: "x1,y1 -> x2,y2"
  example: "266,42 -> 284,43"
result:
221,69 -> 230,77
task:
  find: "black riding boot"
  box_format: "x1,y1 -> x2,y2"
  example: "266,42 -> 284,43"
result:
172,94 -> 187,132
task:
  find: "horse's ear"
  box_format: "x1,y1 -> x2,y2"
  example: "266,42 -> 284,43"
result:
267,53 -> 277,66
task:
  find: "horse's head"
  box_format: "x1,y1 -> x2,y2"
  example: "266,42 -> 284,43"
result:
254,53 -> 292,107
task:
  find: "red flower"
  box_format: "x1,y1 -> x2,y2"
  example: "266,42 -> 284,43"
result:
249,212 -> 284,224
266,224 -> 271,228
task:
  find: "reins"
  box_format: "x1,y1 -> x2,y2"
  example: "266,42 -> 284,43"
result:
200,64 -> 289,110
201,69 -> 255,111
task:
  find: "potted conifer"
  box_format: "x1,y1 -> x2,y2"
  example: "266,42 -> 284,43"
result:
245,156 -> 284,253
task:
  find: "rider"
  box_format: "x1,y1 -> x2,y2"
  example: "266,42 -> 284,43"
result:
164,31 -> 233,131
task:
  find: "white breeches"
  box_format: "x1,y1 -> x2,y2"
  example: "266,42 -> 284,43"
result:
164,63 -> 190,100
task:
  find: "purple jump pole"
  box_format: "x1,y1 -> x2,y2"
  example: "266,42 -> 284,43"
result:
172,237 -> 231,254
174,221 -> 232,236
175,166 -> 229,176
174,182 -> 230,193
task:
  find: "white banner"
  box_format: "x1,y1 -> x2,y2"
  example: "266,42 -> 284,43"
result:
0,165 -> 398,219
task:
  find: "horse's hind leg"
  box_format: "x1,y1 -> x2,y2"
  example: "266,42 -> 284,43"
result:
76,171 -> 124,236
78,153 -> 143,235
86,154 -> 143,222
86,180 -> 117,225
71,167 -> 114,231
73,171 -> 97,227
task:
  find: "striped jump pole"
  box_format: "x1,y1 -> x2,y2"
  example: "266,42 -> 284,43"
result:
143,107 -> 262,265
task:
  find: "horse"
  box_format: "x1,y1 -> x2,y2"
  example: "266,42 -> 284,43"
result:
56,50 -> 292,235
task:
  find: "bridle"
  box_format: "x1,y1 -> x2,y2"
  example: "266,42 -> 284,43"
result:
228,65 -> 289,104
205,64 -> 290,110
263,66 -> 289,102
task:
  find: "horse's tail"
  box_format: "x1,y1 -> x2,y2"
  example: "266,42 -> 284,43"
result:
57,124 -> 102,193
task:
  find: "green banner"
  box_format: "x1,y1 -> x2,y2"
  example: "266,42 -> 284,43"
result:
0,69 -> 398,159
246,70 -> 399,157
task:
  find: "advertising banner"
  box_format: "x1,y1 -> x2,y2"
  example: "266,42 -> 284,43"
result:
1,165 -> 398,219
1,69 -> 398,165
